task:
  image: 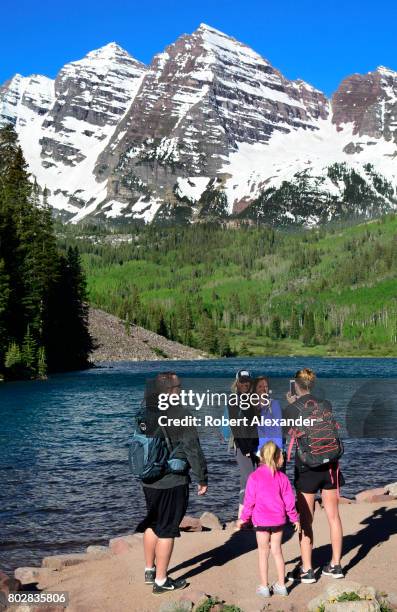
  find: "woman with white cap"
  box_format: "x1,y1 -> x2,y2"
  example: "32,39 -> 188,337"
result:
228,369 -> 259,518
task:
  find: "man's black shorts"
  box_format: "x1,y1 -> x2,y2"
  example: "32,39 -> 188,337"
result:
136,484 -> 189,538
294,463 -> 345,494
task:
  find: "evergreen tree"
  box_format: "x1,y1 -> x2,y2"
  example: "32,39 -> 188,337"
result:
175,299 -> 193,345
302,311 -> 316,345
44,246 -> 92,371
217,329 -> 232,357
197,314 -> 218,354
0,125 -> 91,379
289,309 -> 300,339
37,346 -> 48,379
270,315 -> 282,339
239,341 -> 250,356
21,326 -> 37,375
124,313 -> 131,336
157,313 -> 168,337
0,259 -> 10,363
4,342 -> 23,379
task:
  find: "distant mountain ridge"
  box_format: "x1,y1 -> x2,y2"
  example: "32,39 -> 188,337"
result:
1,24 -> 397,225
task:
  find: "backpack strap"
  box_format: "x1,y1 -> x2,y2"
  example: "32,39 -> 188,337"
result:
160,424 -> 182,459
329,462 -> 341,498
287,434 -> 296,461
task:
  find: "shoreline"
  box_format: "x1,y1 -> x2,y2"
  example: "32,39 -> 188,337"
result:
2,484 -> 397,611
88,308 -> 397,363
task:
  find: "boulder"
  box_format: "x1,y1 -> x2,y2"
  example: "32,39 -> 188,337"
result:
355,487 -> 386,502
370,494 -> 394,503
14,567 -> 55,586
42,553 -> 88,570
199,512 -> 222,530
324,602 -> 380,611
159,601 -> 192,612
179,589 -> 208,609
179,516 -> 202,532
308,581 -> 381,612
0,569 -> 21,597
86,545 -> 109,555
385,482 -> 397,497
109,534 -> 141,555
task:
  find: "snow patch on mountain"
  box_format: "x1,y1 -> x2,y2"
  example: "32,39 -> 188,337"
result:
175,177 -> 211,202
223,118 -> 397,213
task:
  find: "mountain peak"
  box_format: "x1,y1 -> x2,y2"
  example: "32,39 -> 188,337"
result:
376,65 -> 397,77
85,41 -> 132,60
192,22 -> 270,67
197,23 -> 227,35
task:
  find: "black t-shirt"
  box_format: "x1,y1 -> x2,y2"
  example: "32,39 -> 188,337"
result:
228,400 -> 259,456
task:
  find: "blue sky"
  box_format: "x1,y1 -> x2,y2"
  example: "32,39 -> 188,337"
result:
1,0 -> 397,96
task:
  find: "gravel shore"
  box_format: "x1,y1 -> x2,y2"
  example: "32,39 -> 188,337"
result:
89,308 -> 207,363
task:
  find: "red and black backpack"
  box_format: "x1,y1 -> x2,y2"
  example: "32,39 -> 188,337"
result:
287,398 -> 344,468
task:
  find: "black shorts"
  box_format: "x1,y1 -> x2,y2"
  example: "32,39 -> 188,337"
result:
255,525 -> 285,533
136,484 -> 189,538
294,463 -> 345,494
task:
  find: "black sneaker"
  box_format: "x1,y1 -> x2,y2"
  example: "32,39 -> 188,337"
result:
152,576 -> 187,594
144,568 -> 156,584
322,563 -> 344,579
287,566 -> 316,584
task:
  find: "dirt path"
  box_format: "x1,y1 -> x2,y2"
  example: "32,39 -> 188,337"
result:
40,500 -> 397,612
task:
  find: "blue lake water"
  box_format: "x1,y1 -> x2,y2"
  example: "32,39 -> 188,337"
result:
1,357 -> 397,573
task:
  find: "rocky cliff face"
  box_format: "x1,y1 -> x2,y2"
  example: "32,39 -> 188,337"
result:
0,73 -> 54,126
1,44 -> 146,218
332,66 -> 397,143
0,25 -> 396,225
95,24 -> 330,219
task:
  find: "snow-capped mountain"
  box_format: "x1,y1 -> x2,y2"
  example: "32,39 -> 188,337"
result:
1,43 -> 146,218
1,25 -> 397,225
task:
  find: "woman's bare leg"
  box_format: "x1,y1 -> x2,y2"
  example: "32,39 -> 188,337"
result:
297,491 -> 316,570
322,489 -> 343,565
256,531 -> 271,586
270,529 -> 285,585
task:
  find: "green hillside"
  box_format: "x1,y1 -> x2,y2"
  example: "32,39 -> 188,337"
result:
58,214 -> 397,357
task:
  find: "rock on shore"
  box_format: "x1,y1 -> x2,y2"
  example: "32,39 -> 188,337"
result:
89,308 -> 207,362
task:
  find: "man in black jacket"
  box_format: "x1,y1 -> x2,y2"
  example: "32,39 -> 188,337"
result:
136,372 -> 208,595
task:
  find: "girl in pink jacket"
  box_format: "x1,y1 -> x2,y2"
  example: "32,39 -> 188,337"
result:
237,441 -> 300,597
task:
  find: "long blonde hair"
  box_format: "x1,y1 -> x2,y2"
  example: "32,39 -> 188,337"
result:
259,441 -> 282,475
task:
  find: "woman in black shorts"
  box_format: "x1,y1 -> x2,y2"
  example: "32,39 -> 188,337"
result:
285,368 -> 344,584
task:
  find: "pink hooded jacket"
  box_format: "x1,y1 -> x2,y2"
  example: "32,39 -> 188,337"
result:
240,465 -> 299,526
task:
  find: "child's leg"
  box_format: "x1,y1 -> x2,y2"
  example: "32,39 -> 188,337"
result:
270,528 -> 285,586
256,530 -> 271,586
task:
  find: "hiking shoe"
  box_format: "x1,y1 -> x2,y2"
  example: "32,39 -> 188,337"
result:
152,577 -> 187,594
287,566 -> 316,584
272,582 -> 288,596
256,585 -> 271,597
144,567 -> 156,584
322,563 -> 344,579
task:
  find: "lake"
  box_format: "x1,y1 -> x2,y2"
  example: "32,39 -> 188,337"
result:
1,357 -> 397,573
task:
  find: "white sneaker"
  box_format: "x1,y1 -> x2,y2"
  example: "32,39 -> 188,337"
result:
272,582 -> 288,596
256,584 -> 271,597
